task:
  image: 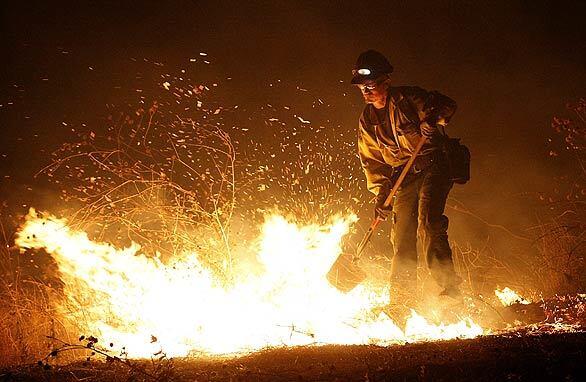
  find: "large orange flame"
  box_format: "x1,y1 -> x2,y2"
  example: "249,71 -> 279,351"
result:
16,209 -> 483,357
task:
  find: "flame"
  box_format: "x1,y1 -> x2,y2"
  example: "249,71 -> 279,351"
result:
16,209 -> 483,357
495,287 -> 531,307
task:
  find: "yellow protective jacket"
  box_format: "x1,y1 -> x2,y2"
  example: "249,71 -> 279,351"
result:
358,86 -> 457,195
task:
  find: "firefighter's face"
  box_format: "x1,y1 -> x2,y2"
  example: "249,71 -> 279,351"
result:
356,78 -> 388,106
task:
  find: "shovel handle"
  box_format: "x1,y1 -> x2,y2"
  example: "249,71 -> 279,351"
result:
381,137 -> 427,209
354,137 -> 427,261
354,217 -> 382,259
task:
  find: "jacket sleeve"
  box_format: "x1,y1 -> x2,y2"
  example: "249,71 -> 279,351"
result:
357,117 -> 394,196
404,86 -> 457,127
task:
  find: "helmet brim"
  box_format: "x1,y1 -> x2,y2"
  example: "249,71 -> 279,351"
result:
350,72 -> 389,85
351,73 -> 377,85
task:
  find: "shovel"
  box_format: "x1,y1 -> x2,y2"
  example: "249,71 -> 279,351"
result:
326,137 -> 427,293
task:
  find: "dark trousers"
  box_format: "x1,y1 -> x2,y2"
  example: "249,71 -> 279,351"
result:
389,162 -> 461,297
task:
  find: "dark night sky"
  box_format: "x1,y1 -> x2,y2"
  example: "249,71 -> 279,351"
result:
1,1 -> 585,248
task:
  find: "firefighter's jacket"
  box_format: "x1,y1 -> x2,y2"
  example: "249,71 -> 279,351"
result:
358,86 -> 457,195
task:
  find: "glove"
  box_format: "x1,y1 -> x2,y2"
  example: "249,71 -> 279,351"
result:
419,121 -> 437,139
374,186 -> 393,221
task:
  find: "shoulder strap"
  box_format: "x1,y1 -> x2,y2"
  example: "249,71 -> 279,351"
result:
387,90 -> 403,156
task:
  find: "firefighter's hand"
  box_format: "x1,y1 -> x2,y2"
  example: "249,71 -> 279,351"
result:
374,192 -> 393,221
375,205 -> 392,221
419,121 -> 438,139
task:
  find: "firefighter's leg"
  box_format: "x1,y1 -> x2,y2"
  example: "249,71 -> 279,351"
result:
418,166 -> 462,292
390,175 -> 421,303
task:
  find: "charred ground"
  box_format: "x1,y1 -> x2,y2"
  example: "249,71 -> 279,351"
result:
2,330 -> 585,382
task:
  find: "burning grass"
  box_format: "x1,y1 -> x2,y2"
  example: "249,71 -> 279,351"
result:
13,209 -> 484,358
5,204 -> 585,372
0,69 -> 584,378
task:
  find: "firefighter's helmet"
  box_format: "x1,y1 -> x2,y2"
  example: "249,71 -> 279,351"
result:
351,50 -> 393,84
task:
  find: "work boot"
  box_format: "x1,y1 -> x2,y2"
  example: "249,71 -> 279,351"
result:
386,281 -> 417,331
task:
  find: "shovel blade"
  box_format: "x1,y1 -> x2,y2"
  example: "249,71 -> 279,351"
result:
326,252 -> 367,293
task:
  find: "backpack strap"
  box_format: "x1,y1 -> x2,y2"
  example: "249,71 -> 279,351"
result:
387,90 -> 404,156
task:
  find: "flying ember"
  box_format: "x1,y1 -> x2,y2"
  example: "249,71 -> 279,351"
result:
15,209 -> 483,358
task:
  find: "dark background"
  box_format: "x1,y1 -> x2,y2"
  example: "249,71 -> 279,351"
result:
1,0 -> 585,258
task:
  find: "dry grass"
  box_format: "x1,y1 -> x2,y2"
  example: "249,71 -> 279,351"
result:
0,244 -> 78,367
0,99 -> 245,368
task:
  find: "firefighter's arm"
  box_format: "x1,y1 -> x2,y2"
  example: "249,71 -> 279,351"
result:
406,86 -> 457,128
357,120 -> 394,196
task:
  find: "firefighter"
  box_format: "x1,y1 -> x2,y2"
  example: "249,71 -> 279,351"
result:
351,50 -> 462,310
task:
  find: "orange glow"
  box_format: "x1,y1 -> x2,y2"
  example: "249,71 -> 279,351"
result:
16,209 -> 483,358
